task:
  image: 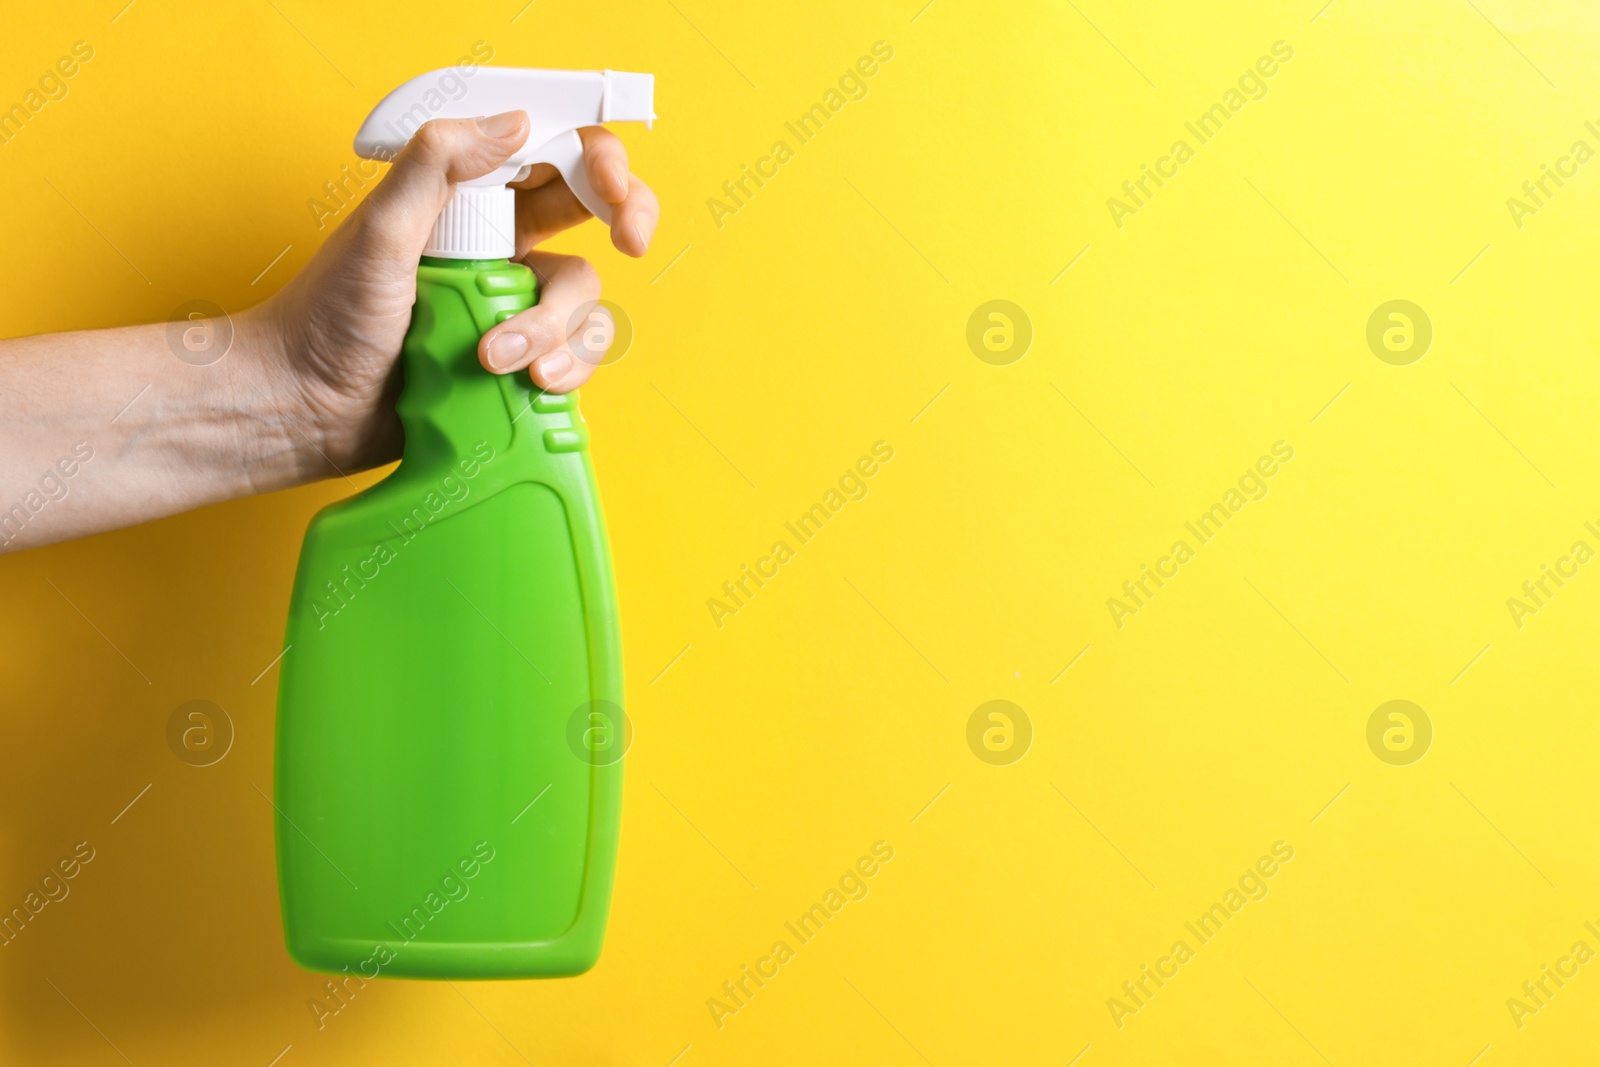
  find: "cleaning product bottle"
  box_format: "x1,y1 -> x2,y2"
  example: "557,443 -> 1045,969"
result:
273,67 -> 654,979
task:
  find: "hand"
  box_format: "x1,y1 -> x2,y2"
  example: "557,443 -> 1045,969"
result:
255,110 -> 659,474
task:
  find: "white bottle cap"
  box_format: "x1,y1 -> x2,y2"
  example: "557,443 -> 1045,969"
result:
426,186 -> 516,259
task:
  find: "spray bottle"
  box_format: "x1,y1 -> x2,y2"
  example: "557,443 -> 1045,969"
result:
273,67 -> 654,978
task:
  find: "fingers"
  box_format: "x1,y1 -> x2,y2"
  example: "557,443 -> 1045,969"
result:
354,112 -> 530,257
511,127 -> 660,257
477,251 -> 612,392
342,115 -> 641,397
575,128 -> 661,256
609,174 -> 660,257
578,126 -> 633,204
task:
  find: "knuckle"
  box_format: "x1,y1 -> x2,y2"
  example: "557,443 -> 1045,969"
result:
411,120 -> 454,159
519,307 -> 564,349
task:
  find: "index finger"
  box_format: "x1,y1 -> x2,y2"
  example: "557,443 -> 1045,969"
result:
509,126 -> 659,256
577,126 -> 633,204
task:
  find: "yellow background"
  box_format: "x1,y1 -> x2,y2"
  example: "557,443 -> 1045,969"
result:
4,0 -> 1600,1063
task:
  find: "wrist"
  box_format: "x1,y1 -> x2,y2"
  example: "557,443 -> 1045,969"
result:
228,303 -> 347,493
246,290 -> 407,484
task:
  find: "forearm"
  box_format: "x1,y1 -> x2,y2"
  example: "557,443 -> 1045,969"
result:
0,308 -> 324,553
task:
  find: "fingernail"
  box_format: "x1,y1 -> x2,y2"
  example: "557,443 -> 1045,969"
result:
478,111 -> 524,139
486,331 -> 528,370
608,162 -> 629,196
632,214 -> 656,250
534,351 -> 572,384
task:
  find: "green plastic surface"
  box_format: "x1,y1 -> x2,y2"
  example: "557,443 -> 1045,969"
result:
274,257 -> 624,979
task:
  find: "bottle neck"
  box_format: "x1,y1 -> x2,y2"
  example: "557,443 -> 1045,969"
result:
396,259 -> 538,477
419,256 -> 511,270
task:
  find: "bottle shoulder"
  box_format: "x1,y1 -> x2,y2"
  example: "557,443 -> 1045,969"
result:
304,433 -> 599,546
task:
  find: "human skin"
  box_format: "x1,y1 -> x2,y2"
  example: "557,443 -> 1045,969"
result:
0,111 -> 658,553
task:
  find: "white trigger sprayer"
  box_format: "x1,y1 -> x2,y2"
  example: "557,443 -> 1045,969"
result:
353,67 -> 656,259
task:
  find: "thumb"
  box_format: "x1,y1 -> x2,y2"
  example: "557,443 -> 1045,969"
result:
357,111 -> 530,255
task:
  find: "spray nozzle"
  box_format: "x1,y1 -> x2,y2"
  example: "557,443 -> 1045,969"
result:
354,67 -> 656,259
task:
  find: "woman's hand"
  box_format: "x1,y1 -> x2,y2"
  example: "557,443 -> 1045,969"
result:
257,110 -> 659,473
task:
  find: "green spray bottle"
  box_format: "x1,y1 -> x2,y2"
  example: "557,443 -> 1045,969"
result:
273,67 -> 654,979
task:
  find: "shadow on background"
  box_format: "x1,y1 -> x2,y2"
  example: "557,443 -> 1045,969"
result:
0,480 -> 374,1063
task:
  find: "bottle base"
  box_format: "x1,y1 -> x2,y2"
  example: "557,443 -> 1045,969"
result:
288,932 -> 603,980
